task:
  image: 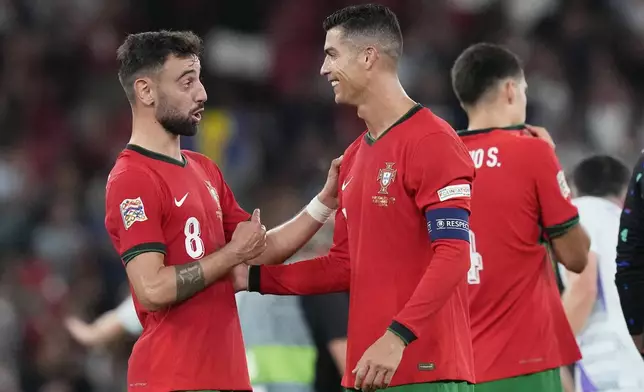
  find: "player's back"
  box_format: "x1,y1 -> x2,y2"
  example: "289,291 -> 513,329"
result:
458,126 -> 580,382
105,145 -> 251,391
562,196 -> 644,391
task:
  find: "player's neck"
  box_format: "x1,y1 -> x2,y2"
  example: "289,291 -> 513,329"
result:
357,77 -> 416,139
466,106 -> 519,130
129,114 -> 182,162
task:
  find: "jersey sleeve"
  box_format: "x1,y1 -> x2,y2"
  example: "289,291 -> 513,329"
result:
532,141 -> 580,239
390,132 -> 475,344
406,132 -> 474,214
616,152 -> 644,335
248,208 -> 351,295
105,169 -> 167,264
209,162 -> 251,243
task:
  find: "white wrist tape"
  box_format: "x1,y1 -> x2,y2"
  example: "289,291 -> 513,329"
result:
306,196 -> 335,223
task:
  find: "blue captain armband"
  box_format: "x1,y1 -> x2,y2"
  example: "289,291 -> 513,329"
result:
425,208 -> 470,242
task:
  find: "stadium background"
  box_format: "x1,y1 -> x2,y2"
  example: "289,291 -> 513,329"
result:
0,0 -> 643,390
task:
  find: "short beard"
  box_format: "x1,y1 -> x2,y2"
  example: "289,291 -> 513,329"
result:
156,99 -> 198,137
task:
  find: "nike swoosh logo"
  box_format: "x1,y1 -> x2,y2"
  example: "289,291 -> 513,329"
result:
174,193 -> 189,207
342,177 -> 352,191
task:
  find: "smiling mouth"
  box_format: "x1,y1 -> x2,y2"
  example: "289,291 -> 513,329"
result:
331,80 -> 339,87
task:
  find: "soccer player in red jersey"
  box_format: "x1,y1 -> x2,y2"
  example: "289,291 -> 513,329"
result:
240,5 -> 476,392
105,31 -> 342,392
450,43 -> 591,391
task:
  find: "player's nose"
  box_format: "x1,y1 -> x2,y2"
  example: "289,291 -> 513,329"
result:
320,60 -> 330,77
195,83 -> 207,104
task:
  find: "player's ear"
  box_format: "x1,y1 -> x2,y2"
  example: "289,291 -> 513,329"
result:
134,77 -> 155,106
363,46 -> 379,70
504,79 -> 516,105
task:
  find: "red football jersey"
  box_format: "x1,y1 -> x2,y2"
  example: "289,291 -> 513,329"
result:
105,144 -> 251,392
251,105 -> 477,387
458,126 -> 581,382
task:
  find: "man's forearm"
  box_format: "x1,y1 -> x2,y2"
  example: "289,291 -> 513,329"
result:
248,253 -> 350,295
247,210 -> 324,266
328,338 -> 347,376
390,239 -> 470,344
147,245 -> 242,309
561,285 -> 596,335
247,194 -> 335,266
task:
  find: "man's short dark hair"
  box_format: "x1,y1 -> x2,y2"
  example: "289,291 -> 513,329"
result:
573,155 -> 630,198
323,4 -> 403,60
117,30 -> 203,103
451,43 -> 523,107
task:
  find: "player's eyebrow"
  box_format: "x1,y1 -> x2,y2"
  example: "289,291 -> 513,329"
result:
324,47 -> 337,56
176,69 -> 197,81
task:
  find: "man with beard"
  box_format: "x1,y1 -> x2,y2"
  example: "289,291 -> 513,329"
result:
104,30 -> 342,392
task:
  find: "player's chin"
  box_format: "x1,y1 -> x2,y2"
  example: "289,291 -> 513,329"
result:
182,123 -> 200,136
334,92 -> 348,104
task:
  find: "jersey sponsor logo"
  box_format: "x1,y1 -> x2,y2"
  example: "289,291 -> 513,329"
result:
205,181 -> 223,219
437,184 -> 471,202
425,207 -> 470,242
377,162 -> 397,194
557,170 -> 572,199
342,177 -> 353,191
174,193 -> 189,207
119,197 -> 148,230
434,218 -> 469,232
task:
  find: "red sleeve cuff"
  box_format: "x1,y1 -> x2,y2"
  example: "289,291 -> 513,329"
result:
388,320 -> 417,346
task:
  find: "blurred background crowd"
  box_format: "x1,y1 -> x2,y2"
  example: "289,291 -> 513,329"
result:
0,0 -> 643,390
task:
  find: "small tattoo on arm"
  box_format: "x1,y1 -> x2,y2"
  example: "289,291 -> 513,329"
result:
175,262 -> 206,302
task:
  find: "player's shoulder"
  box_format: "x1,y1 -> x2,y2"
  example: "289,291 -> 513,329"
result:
410,107 -> 458,140
107,149 -> 155,184
343,135 -> 363,158
182,149 -> 209,165
574,196 -> 620,222
183,149 -> 223,171
511,133 -> 554,153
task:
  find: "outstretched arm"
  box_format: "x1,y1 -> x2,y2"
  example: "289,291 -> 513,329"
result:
247,207 -> 351,295
247,156 -> 343,266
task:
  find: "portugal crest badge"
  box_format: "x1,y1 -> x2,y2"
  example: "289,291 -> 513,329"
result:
377,162 -> 397,194
205,181 -> 223,219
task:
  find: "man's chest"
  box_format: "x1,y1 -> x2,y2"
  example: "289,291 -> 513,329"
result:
340,144 -> 417,227
159,167 -> 225,262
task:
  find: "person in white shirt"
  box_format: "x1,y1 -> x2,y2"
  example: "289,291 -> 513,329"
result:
560,155 -> 644,391
65,295 -> 142,347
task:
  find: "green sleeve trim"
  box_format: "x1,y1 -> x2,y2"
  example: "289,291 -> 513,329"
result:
121,242 -> 166,264
544,215 -> 580,239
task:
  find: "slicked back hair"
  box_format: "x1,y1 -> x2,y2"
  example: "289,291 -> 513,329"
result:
323,4 -> 403,61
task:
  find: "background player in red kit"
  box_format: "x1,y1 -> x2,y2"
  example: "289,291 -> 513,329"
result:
451,43 -> 591,391
239,5 -> 476,392
105,31 -> 342,392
